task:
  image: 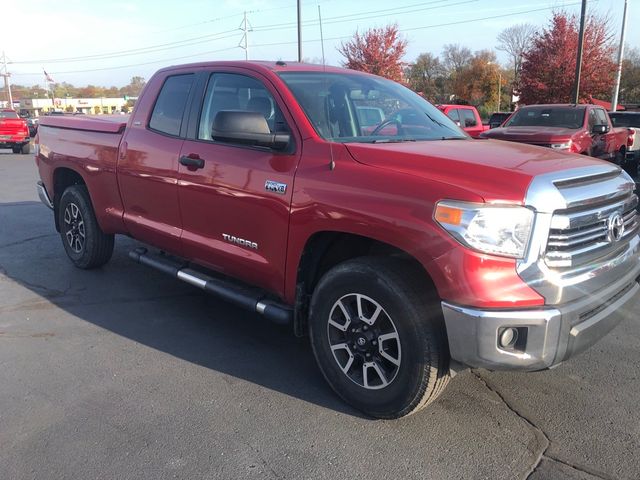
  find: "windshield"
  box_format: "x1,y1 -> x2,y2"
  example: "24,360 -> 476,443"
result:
504,106 -> 585,129
279,72 -> 466,142
0,111 -> 19,119
609,113 -> 640,128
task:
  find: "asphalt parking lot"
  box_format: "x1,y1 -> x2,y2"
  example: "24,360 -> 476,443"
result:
0,151 -> 638,480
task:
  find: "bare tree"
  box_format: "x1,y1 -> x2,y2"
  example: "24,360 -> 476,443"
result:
496,23 -> 536,81
442,44 -> 472,73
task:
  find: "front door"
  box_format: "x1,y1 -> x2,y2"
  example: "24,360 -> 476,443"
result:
177,71 -> 300,296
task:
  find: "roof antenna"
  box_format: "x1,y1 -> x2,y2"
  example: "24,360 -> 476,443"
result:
318,4 -> 335,171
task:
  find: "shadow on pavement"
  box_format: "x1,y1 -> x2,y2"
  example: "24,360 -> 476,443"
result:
0,200 -> 363,417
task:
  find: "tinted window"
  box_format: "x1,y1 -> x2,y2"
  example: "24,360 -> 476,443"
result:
505,107 -> 585,129
0,110 -> 19,119
609,113 -> 640,128
446,109 -> 460,123
149,74 -> 194,136
588,109 -> 597,129
595,109 -> 609,126
460,109 -> 477,127
489,112 -> 510,128
198,73 -> 288,141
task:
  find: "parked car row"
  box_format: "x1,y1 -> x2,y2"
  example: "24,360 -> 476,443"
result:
480,104 -> 637,177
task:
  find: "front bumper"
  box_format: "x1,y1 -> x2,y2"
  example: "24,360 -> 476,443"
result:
442,268 -> 640,371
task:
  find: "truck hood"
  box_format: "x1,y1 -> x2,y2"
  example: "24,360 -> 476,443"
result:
481,126 -> 577,143
344,139 -> 607,204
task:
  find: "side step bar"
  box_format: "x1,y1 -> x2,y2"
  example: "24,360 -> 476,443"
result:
129,248 -> 293,326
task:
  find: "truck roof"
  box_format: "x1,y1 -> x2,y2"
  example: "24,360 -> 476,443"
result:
154,60 -> 366,76
519,104 -> 590,109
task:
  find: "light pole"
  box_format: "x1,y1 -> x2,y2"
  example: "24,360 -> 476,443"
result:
496,70 -> 502,112
488,61 -> 502,112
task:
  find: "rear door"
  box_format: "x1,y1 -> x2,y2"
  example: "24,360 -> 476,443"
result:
177,70 -> 300,296
118,71 -> 196,254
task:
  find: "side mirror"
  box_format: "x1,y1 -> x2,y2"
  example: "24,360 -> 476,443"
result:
591,124 -> 609,135
454,120 -> 461,127
211,111 -> 290,150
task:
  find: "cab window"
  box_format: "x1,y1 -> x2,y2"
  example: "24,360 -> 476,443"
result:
149,74 -> 195,136
198,73 -> 289,141
460,109 -> 477,127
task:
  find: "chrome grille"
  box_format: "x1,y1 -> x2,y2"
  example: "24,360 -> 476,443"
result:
545,193 -> 639,269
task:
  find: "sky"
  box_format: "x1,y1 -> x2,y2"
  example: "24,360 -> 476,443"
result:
1,0 -> 637,88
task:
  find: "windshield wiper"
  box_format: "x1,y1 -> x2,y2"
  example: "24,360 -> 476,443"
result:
440,136 -> 467,140
370,138 -> 417,143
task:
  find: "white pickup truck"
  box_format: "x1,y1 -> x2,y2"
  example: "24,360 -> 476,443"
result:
609,111 -> 640,178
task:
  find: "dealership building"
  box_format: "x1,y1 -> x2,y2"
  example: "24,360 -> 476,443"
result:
18,97 -> 129,116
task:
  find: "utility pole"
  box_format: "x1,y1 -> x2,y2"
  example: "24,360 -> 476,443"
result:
497,70 -> 502,112
611,0 -> 629,111
297,0 -> 302,62
1,51 -> 13,108
239,12 -> 252,60
572,0 -> 587,104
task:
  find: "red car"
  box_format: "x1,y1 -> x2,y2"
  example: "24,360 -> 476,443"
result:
436,104 -> 490,138
35,62 -> 640,418
0,109 -> 31,154
481,104 -> 632,167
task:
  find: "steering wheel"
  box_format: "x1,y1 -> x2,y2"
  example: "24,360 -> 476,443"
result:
370,118 -> 404,136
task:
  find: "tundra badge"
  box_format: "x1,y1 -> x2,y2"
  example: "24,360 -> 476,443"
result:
222,233 -> 258,250
265,180 -> 287,195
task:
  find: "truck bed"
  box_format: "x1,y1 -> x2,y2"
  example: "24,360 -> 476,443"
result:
38,114 -> 128,134
36,115 -> 127,235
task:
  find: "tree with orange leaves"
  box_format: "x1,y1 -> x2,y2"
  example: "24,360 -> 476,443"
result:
338,24 -> 408,82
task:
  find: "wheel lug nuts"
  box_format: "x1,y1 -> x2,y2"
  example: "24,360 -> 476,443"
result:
363,326 -> 368,331
372,340 -> 377,346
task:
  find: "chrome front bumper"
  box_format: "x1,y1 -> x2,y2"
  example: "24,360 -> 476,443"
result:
37,181 -> 54,209
442,267 -> 640,371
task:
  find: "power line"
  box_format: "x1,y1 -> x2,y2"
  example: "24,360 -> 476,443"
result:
11,0 -> 591,77
12,29 -> 240,64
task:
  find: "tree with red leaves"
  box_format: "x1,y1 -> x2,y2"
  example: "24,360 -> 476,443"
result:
338,24 -> 408,82
518,12 -> 616,104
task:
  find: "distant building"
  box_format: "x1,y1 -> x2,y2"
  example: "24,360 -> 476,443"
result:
18,97 -> 128,116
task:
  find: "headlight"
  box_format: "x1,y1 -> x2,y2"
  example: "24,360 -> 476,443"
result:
434,200 -> 534,258
550,141 -> 572,150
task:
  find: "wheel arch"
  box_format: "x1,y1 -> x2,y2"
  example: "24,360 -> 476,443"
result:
52,167 -> 87,232
292,231 -> 439,337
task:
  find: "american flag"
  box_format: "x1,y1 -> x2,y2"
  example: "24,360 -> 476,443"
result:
43,69 -> 54,83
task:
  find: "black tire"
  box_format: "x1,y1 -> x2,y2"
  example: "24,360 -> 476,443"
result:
21,143 -> 31,154
309,257 -> 450,419
12,146 -> 20,154
58,185 -> 114,269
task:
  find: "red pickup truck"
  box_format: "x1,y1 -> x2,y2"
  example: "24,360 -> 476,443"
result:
0,109 -> 31,154
35,62 -> 640,419
436,104 -> 490,138
480,104 -> 633,169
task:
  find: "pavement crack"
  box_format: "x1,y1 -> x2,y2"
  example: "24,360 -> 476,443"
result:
543,453 -> 615,480
243,441 -> 283,479
471,370 -> 549,479
0,233 -> 58,249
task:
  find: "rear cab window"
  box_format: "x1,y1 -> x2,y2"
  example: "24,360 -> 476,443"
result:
149,74 -> 195,136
